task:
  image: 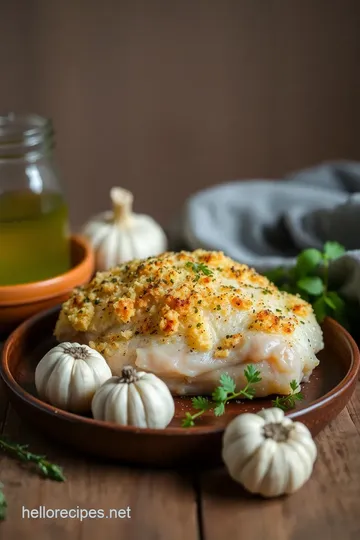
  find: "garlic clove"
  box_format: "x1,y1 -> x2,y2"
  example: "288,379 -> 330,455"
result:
222,408 -> 317,498
35,343 -> 112,413
91,367 -> 175,429
81,187 -> 168,270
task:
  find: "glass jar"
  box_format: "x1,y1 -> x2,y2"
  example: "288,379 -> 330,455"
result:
0,113 -> 70,285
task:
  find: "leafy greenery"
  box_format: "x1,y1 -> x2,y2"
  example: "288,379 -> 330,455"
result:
181,365 -> 261,427
182,368 -> 305,427
324,242 -> 346,260
0,484 -> 7,521
272,380 -> 304,411
296,248 -> 323,278
265,241 -> 348,325
185,261 -> 213,278
297,276 -> 324,296
0,436 -> 66,520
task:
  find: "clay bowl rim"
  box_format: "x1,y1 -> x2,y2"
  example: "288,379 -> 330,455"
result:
0,235 -> 94,306
1,308 -> 359,437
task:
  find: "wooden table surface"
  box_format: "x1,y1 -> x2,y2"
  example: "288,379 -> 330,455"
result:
0,344 -> 359,540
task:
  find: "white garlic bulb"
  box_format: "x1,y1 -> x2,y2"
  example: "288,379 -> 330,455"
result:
222,408 -> 317,497
91,365 -> 175,429
35,342 -> 112,413
81,187 -> 167,271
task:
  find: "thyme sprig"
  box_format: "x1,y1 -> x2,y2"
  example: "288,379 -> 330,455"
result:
272,380 -> 304,411
0,437 -> 65,482
0,436 -> 65,520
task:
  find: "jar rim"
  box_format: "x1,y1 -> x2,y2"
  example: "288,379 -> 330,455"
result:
0,113 -> 54,159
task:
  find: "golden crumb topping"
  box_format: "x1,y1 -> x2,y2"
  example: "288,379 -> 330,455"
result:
55,249 -> 313,353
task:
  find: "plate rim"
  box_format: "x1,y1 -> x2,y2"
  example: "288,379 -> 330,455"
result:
1,305 -> 359,437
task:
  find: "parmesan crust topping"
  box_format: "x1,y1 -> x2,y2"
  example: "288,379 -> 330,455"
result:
55,250 -> 312,355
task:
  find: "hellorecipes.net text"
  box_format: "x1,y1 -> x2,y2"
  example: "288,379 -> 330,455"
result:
21,506 -> 132,521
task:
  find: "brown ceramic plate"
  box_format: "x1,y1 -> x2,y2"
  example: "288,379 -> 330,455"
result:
1,306 -> 359,468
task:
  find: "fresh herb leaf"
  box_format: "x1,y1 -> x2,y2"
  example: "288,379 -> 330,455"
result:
244,364 -> 262,384
197,263 -> 213,276
296,248 -> 322,278
185,261 -> 213,277
181,412 -> 195,427
181,398 -> 213,427
219,373 -> 236,393
322,292 -> 349,328
297,276 -> 324,296
192,396 -> 212,410
323,241 -> 346,260
212,386 -> 228,403
0,437 -> 65,482
0,483 -> 7,521
213,402 -> 225,416
272,379 -> 304,411
266,242 -> 349,326
182,367 -> 262,426
313,296 -> 327,322
0,436 -> 65,520
272,396 -> 284,409
325,291 -> 345,311
241,386 -> 257,399
324,295 -> 337,310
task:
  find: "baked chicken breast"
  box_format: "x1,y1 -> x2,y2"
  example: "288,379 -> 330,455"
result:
54,250 -> 323,397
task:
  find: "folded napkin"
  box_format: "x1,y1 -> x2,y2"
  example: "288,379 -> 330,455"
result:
170,161 -> 360,305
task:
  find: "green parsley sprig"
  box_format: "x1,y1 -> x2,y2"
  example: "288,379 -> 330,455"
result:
272,380 -> 304,411
182,370 -> 305,427
0,436 -> 66,520
265,241 -> 347,325
212,366 -> 262,416
182,396 -> 213,427
185,261 -> 213,279
182,365 -> 261,427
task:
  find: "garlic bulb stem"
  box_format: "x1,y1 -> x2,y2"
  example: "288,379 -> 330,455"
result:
263,422 -> 293,442
110,187 -> 134,225
120,365 -> 139,384
64,345 -> 90,360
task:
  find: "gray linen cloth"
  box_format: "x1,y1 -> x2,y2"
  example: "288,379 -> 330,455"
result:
170,161 -> 360,305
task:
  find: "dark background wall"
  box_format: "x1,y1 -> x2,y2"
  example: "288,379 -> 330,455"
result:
1,0 -> 360,228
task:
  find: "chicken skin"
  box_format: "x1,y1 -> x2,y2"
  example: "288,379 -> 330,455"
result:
54,250 -> 323,397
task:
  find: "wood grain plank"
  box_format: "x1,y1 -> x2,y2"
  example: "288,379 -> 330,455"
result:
199,395 -> 360,540
345,378 -> 360,435
0,406 -> 199,540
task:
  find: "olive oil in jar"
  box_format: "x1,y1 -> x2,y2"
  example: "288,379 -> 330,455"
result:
0,190 -> 70,285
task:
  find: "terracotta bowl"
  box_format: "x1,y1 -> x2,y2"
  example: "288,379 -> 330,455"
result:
0,235 -> 94,334
1,308 -> 359,467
